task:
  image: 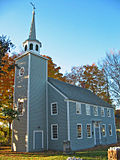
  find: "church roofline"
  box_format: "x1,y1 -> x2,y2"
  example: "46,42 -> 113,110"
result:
15,51 -> 48,61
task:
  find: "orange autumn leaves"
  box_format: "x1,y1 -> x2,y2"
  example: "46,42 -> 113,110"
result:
42,55 -> 66,82
0,54 -> 15,121
66,64 -> 112,104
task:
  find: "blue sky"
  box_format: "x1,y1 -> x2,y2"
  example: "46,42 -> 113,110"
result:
1,0 -> 120,74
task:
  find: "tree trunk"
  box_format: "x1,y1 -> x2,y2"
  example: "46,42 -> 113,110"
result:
8,122 -> 11,144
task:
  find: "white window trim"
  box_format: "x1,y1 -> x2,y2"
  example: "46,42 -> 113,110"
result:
77,123 -> 83,139
51,124 -> 58,140
86,104 -> 91,115
93,106 -> 98,116
107,108 -> 111,117
101,107 -> 105,117
108,124 -> 112,136
101,124 -> 106,137
33,130 -> 44,150
51,102 -> 58,115
76,102 -> 81,114
17,99 -> 25,116
86,124 -> 92,138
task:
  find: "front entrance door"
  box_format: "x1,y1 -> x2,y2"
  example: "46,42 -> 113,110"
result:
94,122 -> 101,146
33,130 -> 43,151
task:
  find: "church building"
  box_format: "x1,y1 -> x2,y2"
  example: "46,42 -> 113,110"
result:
12,8 -> 117,152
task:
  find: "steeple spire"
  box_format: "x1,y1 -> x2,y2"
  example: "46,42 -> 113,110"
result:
29,4 -> 36,40
23,3 -> 42,55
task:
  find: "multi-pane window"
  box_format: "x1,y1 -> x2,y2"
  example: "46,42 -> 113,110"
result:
101,124 -> 106,137
18,99 -> 24,116
51,124 -> 58,140
86,105 -> 90,115
77,124 -> 82,138
101,107 -> 105,117
76,102 -> 81,114
87,124 -> 92,138
93,106 -> 98,116
51,103 -> 58,115
108,124 -> 112,136
107,108 -> 111,117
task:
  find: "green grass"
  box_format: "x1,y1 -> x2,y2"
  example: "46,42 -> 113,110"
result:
0,145 -> 112,160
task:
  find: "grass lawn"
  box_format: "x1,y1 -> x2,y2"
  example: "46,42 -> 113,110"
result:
0,144 -> 119,160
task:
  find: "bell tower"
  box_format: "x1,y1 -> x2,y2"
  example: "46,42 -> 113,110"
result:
23,5 -> 42,55
12,4 -> 48,152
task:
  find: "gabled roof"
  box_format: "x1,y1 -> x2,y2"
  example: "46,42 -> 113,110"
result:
48,77 -> 113,108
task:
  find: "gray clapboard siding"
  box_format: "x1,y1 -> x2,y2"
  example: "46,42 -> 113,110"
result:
28,54 -> 47,151
12,55 -> 29,152
48,84 -> 67,151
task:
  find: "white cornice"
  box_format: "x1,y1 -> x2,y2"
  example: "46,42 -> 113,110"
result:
15,51 -> 48,61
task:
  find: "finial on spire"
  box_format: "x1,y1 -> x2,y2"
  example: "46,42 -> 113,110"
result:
30,2 -> 36,11
29,2 -> 36,40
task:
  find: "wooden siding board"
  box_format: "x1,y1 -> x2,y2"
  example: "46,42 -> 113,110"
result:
28,54 -> 47,151
48,84 -> 67,151
12,55 -> 29,152
69,102 -> 117,151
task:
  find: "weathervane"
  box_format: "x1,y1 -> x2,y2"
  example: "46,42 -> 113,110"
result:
30,2 -> 36,11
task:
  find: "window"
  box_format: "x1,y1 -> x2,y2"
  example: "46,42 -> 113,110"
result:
101,124 -> 106,137
101,107 -> 105,117
51,102 -> 58,115
19,67 -> 25,76
25,45 -> 27,51
18,99 -> 24,116
107,108 -> 111,117
86,105 -> 90,115
93,106 -> 98,116
76,102 -> 81,114
36,44 -> 38,51
108,124 -> 112,136
51,124 -> 58,140
29,43 -> 33,50
87,124 -> 92,138
77,124 -> 82,139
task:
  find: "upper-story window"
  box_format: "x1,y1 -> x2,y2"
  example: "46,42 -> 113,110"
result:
76,102 -> 81,114
108,124 -> 112,136
25,45 -> 27,51
93,106 -> 98,116
77,124 -> 82,139
86,105 -> 90,115
101,107 -> 105,117
19,67 -> 25,76
29,43 -> 33,50
107,108 -> 111,117
17,99 -> 24,116
36,44 -> 38,51
51,124 -> 58,140
51,102 -> 58,115
101,124 -> 106,137
86,124 -> 92,138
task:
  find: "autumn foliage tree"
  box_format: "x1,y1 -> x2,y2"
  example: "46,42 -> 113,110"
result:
42,55 -> 66,81
0,54 -> 19,144
0,35 -> 14,65
66,64 -> 111,103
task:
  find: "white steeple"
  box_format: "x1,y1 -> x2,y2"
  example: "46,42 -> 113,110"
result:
23,5 -> 42,55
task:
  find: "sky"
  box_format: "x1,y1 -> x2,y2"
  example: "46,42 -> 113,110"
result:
1,0 -> 120,74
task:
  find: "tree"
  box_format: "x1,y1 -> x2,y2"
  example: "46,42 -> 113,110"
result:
42,55 -> 66,81
0,35 -> 14,65
101,52 -> 120,105
66,64 -> 112,103
0,54 -> 19,144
